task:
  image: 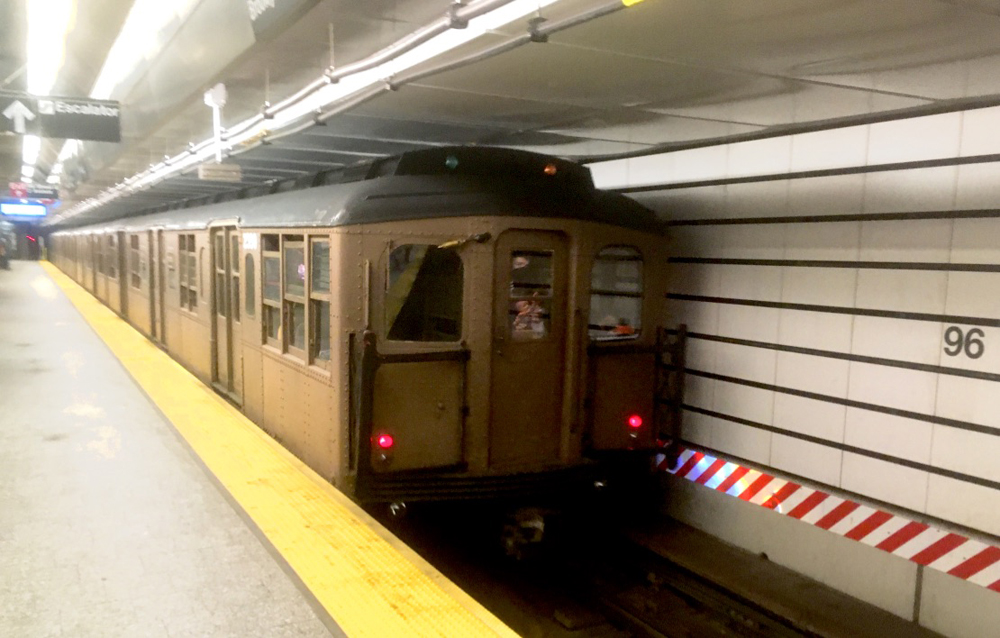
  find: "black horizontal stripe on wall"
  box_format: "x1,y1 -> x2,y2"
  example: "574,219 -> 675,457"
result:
668,208 -> 1000,227
685,368 -> 1000,438
670,257 -> 1000,273
615,152 -> 1000,194
681,404 -> 1000,492
668,293 -> 1000,329
668,330 -> 1000,384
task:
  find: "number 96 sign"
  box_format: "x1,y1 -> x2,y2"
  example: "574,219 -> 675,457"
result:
943,326 -> 985,360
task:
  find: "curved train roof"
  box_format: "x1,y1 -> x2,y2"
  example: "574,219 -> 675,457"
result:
53,147 -> 662,235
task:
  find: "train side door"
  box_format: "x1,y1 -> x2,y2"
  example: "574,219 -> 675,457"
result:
147,230 -> 157,342
149,229 -> 167,346
210,226 -> 241,402
490,230 -> 569,469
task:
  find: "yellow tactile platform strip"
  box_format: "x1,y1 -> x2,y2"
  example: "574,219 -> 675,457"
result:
42,262 -> 518,638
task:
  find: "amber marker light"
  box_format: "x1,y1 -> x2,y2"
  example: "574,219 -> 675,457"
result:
543,163 -> 558,175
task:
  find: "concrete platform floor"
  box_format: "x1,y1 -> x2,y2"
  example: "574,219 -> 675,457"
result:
0,261 -> 335,636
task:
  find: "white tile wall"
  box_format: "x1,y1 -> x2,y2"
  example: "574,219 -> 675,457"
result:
771,434 -> 843,486
683,372 -> 715,412
935,375 -> 1000,432
865,112 -> 962,165
841,452 -> 929,513
682,409 -> 717,450
958,107 -> 1000,156
775,351 -> 850,398
773,394 -> 846,442
683,337 -> 717,374
930,425 -> 1000,484
717,304 -> 781,343
781,267 -> 856,307
843,408 -> 933,464
788,174 -> 865,216
669,263 -> 721,296
783,222 -> 861,261
668,226 -> 714,257
854,270 -> 947,314
718,265 -> 782,302
714,379 -> 774,427
724,181 -> 790,219
719,225 -> 785,259
847,363 -> 938,416
926,475 -> 1000,537
950,217 -> 1000,265
777,309 -> 854,352
858,218 -> 953,263
727,136 -> 792,179
953,163 -> 1000,211
715,341 -> 776,384
667,298 -> 719,335
862,167 -> 959,214
789,126 -> 869,173
944,272 -> 1000,319
635,186 -> 729,222
850,316 -> 943,367
709,415 -> 772,466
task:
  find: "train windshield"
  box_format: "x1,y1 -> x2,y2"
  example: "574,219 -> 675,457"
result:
386,244 -> 463,342
589,246 -> 643,340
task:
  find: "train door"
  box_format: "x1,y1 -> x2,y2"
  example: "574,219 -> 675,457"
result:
210,225 -> 241,401
89,235 -> 98,292
147,230 -> 157,341
148,229 -> 167,346
490,230 -> 569,469
117,231 -> 128,316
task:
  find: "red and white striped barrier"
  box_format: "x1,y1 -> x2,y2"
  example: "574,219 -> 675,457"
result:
660,446 -> 1000,593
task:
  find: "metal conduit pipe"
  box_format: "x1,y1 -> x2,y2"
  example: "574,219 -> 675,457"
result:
262,0 -> 518,118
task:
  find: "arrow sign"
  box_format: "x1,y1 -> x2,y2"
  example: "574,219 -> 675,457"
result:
3,100 -> 35,134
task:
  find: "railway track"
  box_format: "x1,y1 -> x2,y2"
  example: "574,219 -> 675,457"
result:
384,505 -> 815,637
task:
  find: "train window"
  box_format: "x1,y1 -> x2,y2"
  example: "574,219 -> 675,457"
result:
283,238 -> 305,298
263,256 -> 280,302
262,234 -> 281,347
287,302 -> 305,350
311,300 -> 330,362
106,235 -> 116,279
179,234 -> 197,312
129,234 -> 141,289
508,251 -> 553,340
245,255 -> 255,318
311,239 -> 330,293
309,238 -> 331,366
264,305 -> 280,342
589,246 -> 643,341
386,244 -> 463,342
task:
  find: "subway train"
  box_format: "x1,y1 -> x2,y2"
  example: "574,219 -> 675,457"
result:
49,147 -> 671,506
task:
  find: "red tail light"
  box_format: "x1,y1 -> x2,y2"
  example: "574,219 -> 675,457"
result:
375,434 -> 394,449
627,414 -> 643,429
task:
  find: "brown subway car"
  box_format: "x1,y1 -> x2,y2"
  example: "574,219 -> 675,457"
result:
49,147 -> 668,505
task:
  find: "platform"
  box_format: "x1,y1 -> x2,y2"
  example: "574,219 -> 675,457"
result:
0,261 -> 515,637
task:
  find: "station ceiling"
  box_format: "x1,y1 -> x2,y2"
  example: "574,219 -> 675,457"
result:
3,0 -> 1000,228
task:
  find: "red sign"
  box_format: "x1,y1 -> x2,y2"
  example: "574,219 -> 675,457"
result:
9,182 -> 27,198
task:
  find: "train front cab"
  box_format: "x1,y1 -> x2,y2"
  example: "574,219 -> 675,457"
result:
355,217 -> 666,503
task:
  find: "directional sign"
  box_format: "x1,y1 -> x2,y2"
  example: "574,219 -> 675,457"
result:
0,91 -> 121,142
3,100 -> 35,133
9,182 -> 59,200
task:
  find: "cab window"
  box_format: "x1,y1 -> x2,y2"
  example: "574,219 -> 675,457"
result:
589,246 -> 642,341
386,244 -> 463,342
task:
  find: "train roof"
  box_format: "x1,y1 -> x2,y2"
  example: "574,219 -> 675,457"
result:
52,147 -> 662,235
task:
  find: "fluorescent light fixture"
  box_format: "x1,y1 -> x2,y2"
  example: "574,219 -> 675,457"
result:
22,165 -> 36,180
91,0 -> 201,100
22,135 -> 41,166
47,174 -> 61,185
62,0 -> 566,220
26,0 -> 76,95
